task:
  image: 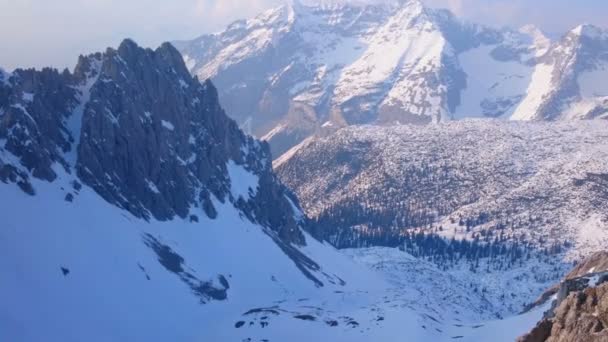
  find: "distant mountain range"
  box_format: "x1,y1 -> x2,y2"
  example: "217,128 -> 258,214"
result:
175,0 -> 608,156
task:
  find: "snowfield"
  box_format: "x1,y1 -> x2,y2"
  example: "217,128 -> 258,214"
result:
0,167 -> 549,341
0,167 -> 380,341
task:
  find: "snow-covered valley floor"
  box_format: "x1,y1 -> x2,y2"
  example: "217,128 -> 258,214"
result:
0,167 -> 550,341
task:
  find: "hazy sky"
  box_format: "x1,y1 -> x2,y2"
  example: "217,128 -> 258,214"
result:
1,0 -> 607,71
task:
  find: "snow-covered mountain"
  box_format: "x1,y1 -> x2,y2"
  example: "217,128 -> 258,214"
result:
512,24 -> 608,121
276,120 -> 608,316
0,39 -> 384,341
1,38 -> 555,342
174,0 -> 608,156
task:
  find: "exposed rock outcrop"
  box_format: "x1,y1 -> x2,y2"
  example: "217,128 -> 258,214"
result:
0,39 -> 305,245
0,66 -> 81,193
520,252 -> 608,342
524,252 -> 608,312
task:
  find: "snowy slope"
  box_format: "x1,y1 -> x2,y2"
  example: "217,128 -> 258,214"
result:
0,169 -> 381,341
0,39 -> 401,342
0,172 -> 558,342
512,24 -> 608,121
345,247 -> 563,320
454,41 -> 532,119
341,247 -> 551,342
0,84 -> 540,342
0,37 -> 563,341
343,247 -> 499,322
331,0 -> 450,123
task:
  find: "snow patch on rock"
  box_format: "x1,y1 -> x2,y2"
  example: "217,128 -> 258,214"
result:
227,160 -> 259,199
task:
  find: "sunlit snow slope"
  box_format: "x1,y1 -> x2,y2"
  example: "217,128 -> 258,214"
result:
0,170 -> 377,341
0,176 -> 548,342
0,38 -> 556,342
175,0 -> 608,158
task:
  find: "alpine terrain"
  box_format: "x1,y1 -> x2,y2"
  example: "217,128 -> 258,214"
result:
175,0 -> 608,156
0,39 -> 391,341
2,1 -> 608,341
0,39 -> 562,342
276,120 -> 608,317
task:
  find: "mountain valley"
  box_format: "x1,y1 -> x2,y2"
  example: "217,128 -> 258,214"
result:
2,1 -> 608,341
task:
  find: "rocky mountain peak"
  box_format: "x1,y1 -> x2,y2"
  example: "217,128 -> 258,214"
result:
511,22 -> 608,121
571,23 -> 608,40
567,25 -> 608,62
553,24 -> 608,61
519,252 -> 608,342
519,24 -> 551,56
0,67 -> 8,84
0,38 -> 307,246
175,1 -> 608,157
174,1 -> 545,156
73,52 -> 102,81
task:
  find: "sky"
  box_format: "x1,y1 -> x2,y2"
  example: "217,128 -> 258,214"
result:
0,0 -> 607,71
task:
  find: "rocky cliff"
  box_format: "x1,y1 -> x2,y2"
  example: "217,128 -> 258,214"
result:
520,252 -> 608,342
1,39 -> 397,342
0,39 -> 304,245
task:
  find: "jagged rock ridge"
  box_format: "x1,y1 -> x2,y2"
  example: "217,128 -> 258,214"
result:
0,39 -> 304,245
520,252 -> 608,342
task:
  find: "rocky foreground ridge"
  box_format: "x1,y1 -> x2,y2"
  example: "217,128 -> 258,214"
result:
520,252 -> 608,342
0,39 -> 306,245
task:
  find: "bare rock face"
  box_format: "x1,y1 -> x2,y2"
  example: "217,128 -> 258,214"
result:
520,283 -> 608,342
565,252 -> 608,279
0,39 -> 305,245
0,67 -> 82,193
524,252 -> 608,312
553,285 -> 608,341
76,40 -> 241,222
520,252 -> 608,342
